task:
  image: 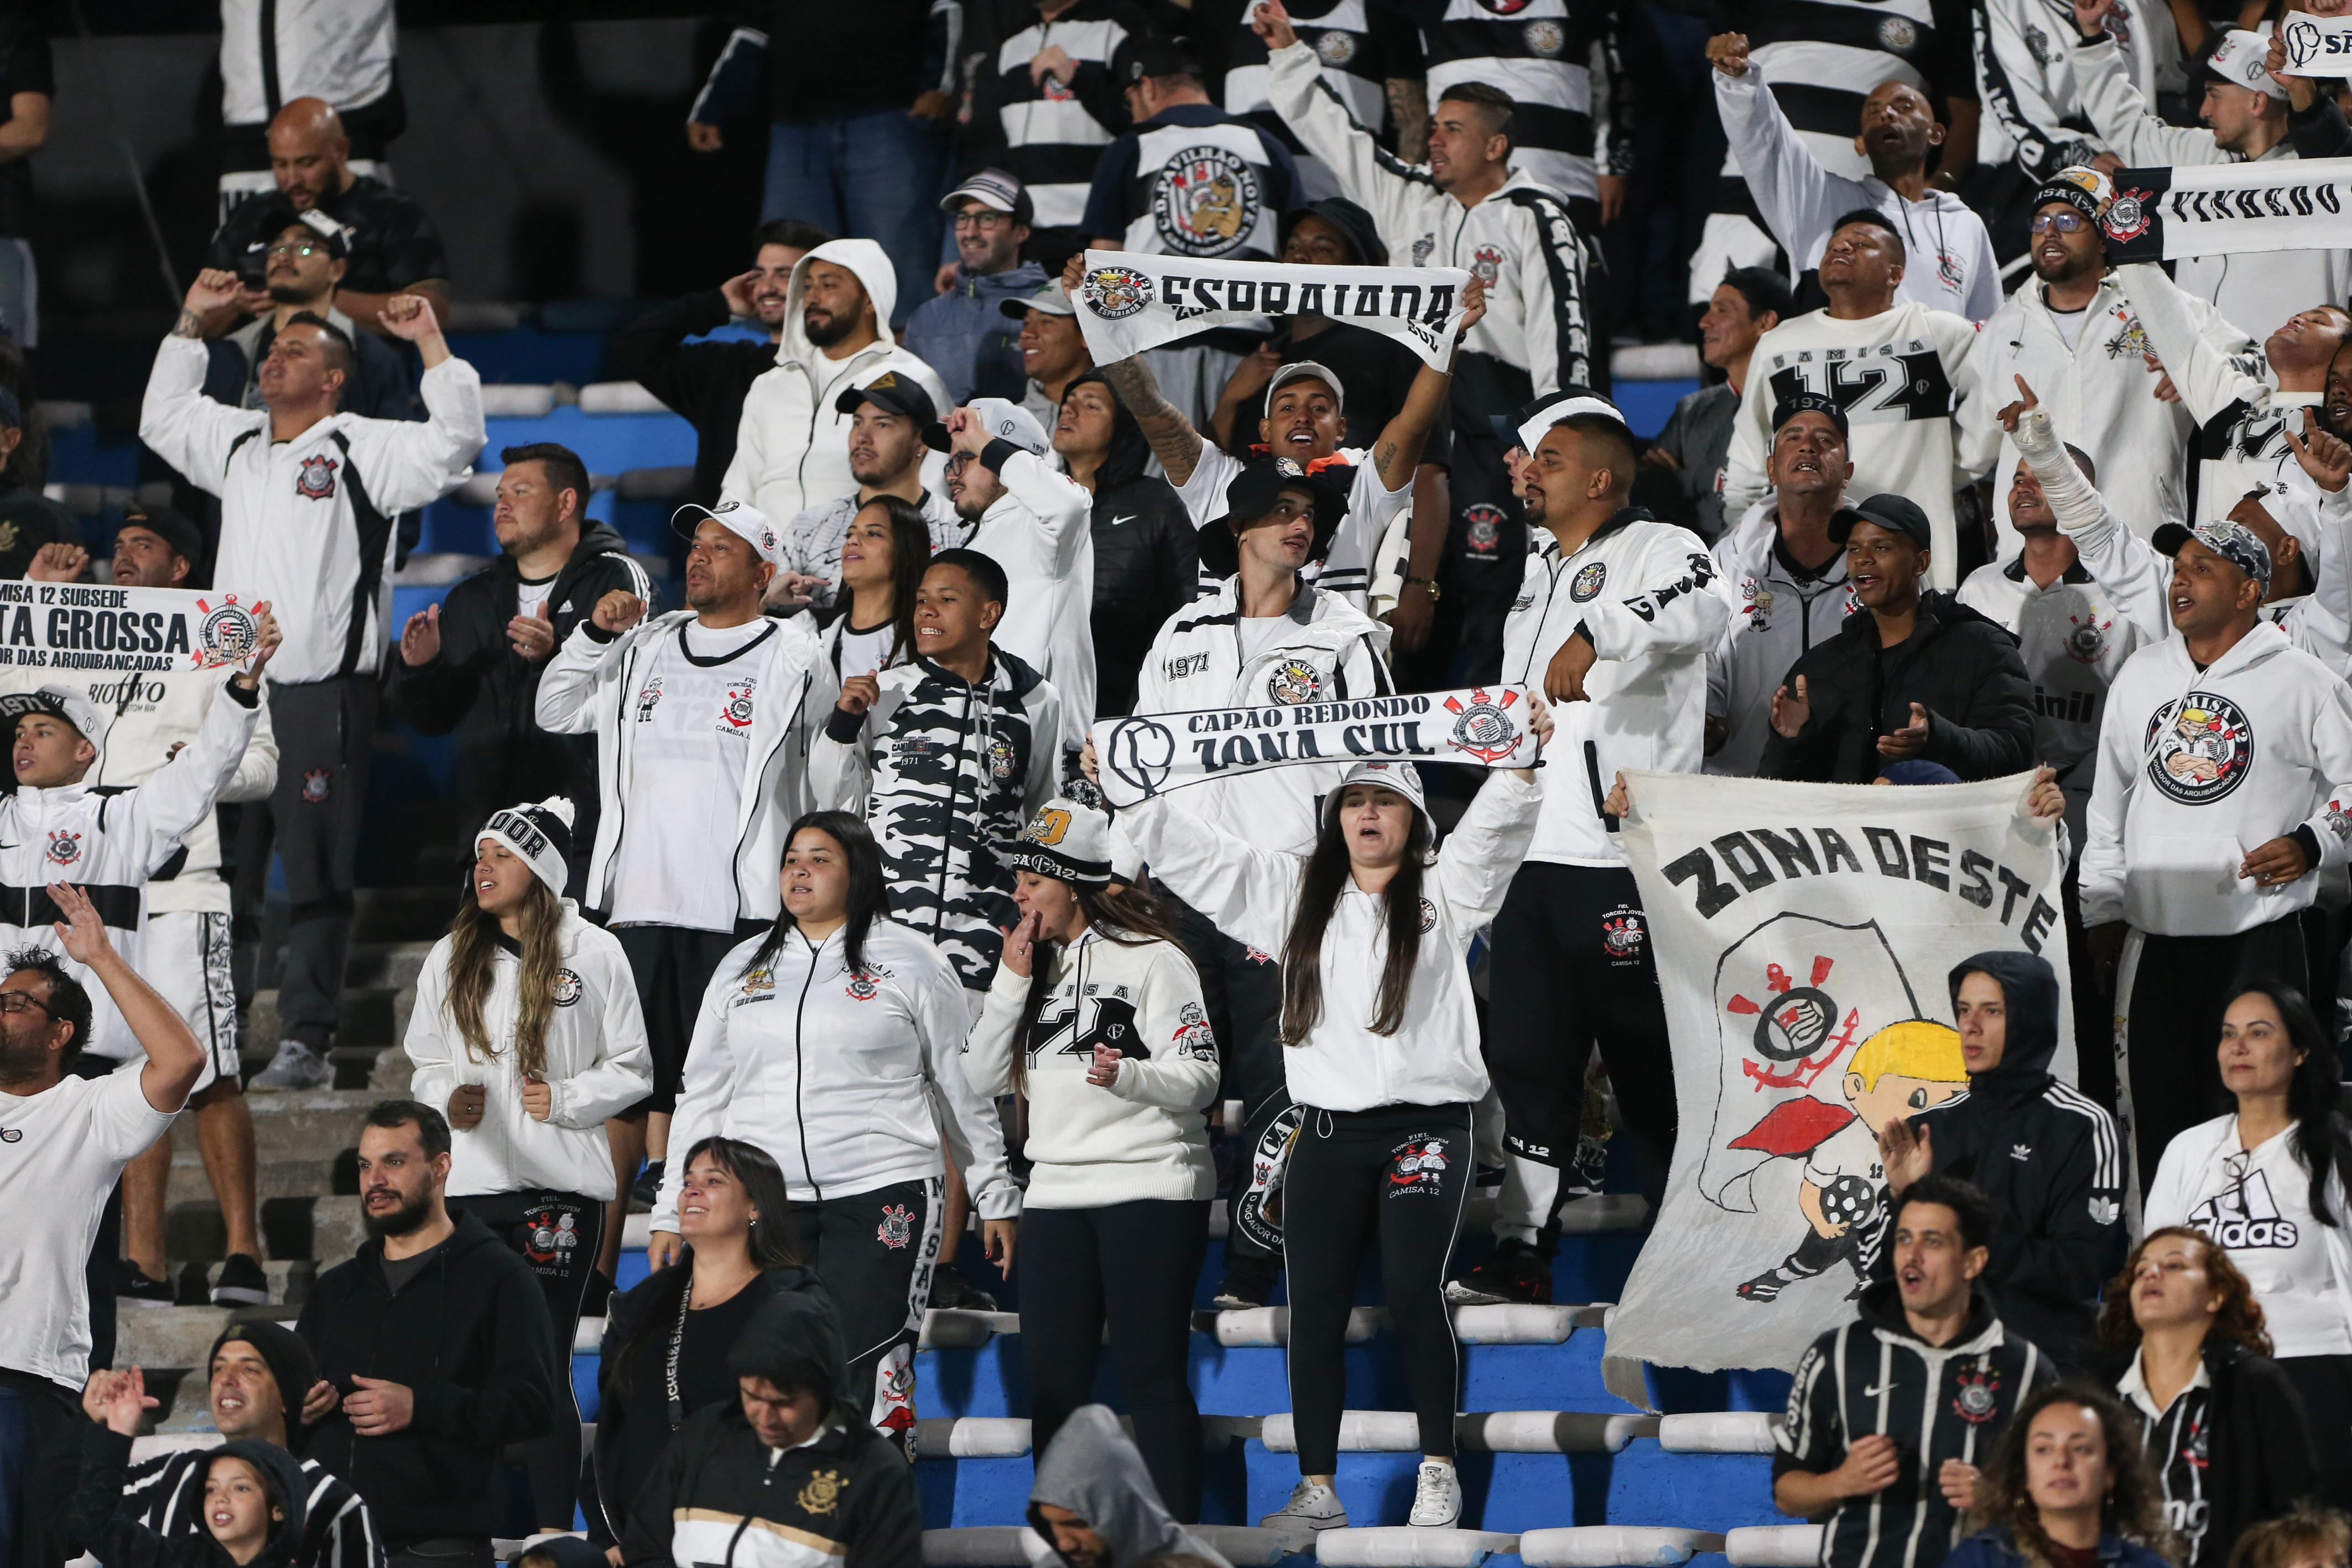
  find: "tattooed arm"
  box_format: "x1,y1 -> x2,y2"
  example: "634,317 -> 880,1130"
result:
1101,354 -> 1206,487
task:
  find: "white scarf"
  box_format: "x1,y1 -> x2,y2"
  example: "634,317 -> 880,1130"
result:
2101,155 -> 2352,261
1070,250 -> 1471,371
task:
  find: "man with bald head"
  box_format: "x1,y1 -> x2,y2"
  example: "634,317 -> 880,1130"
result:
205,97 -> 449,337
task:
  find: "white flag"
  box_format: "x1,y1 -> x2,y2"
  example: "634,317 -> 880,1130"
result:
1604,770 -> 2074,1374
1070,251 -> 1471,371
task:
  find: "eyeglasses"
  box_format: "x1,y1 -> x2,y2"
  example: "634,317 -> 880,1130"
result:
266,241 -> 327,259
953,212 -> 1012,231
0,991 -> 52,1018
2029,211 -> 2090,234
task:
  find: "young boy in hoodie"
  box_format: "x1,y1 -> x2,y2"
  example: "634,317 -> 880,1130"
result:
1876,951 -> 2126,1372
76,1367 -> 311,1568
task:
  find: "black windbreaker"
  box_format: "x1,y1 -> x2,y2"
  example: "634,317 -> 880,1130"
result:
1776,1282 -> 2054,1568
1760,590 -> 2034,784
1869,951 -> 2128,1370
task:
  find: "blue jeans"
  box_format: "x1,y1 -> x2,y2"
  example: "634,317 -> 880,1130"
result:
764,112 -> 950,328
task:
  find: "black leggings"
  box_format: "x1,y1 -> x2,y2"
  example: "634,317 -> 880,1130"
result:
781,1178 -> 943,1458
449,1190 -> 606,1530
2277,1353 -> 2352,1509
1282,1102 -> 1472,1476
1021,1201 -> 1210,1519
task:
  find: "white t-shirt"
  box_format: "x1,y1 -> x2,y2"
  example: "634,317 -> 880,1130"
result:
1237,616 -> 1286,666
0,1065 -> 175,1390
2173,1120 -> 2352,1357
1175,442 -> 1409,608
2049,306 -> 2087,351
832,617 -> 897,683
608,617 -> 777,932
516,572 -> 557,622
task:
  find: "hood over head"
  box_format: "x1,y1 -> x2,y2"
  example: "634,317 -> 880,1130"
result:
726,1288 -> 851,1411
787,238 -> 900,358
204,1438 -> 310,1566
1027,1406 -> 1232,1568
1946,949 -> 2060,1095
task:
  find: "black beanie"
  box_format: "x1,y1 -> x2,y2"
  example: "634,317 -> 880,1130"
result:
209,1321 -> 318,1436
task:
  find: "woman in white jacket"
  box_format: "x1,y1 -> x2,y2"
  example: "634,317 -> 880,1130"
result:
646,809 -> 1019,1454
966,798 -> 1218,1520
404,794 -> 654,1530
1098,711 -> 1549,1533
819,494 -> 929,684
2143,982 -> 2352,1507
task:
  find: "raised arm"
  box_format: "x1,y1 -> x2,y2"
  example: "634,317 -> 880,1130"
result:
2073,25 -> 2229,166
1373,278 -> 1483,491
536,597 -> 646,736
2112,262 -> 2265,430
126,608 -> 274,856
351,295 -> 488,511
1097,348 -> 1206,485
55,883 -> 200,1113
1116,791 -> 1302,954
1708,39 -> 1870,267
137,271 -> 268,494
1259,1 -> 1428,240
2008,387 -> 2170,640
1432,766 -> 1543,929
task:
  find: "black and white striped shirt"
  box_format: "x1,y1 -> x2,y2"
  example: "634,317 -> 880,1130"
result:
1222,0 -> 1397,201
121,1445 -> 383,1568
2119,1352 -> 2212,1560
974,0 -> 1158,234
1417,0 -> 1627,205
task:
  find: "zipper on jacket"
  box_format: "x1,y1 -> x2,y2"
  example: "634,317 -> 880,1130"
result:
788,937 -> 824,1200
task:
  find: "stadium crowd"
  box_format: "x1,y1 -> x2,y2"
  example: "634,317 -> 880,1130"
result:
0,2 -> 2350,1568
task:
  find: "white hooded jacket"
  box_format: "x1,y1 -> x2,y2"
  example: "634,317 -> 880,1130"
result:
405,902 -> 655,1201
720,239 -> 953,524
2081,618 -> 2352,935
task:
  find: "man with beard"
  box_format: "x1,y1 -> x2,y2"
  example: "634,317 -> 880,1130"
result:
774,378 -> 960,612
611,218 -> 832,509
0,892 -> 205,1568
1709,30 -> 1997,321
724,238 -> 951,523
1646,267 -> 1791,545
906,171 -> 1048,405
1964,169 -> 2247,555
294,1101 -> 559,1568
203,204 -> 417,424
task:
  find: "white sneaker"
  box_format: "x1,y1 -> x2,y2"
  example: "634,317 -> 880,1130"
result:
249,1040 -> 331,1091
1260,1478 -> 1347,1531
1408,1460 -> 1463,1528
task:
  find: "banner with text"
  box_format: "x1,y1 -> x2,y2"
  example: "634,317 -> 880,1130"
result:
1604,771 -> 2075,1374
1089,685 -> 1534,808
2100,155 -> 2352,261
1071,250 -> 1472,371
0,582 -> 262,678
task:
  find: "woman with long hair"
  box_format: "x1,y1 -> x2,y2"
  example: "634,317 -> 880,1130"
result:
2095,1227 -> 2318,1568
1947,1384 -> 2176,1568
964,799 -> 1219,1519
1052,370 -> 1195,717
2143,983 -> 2352,1506
587,1137 -> 829,1559
823,494 -> 930,683
1095,706 -> 1550,1533
644,811 -> 1018,1451
405,796 -> 654,1530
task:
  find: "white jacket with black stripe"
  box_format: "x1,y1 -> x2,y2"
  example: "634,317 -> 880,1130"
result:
1132,577 -> 1392,856
1503,508 -> 1731,866
534,610 -> 837,924
137,334 -> 484,685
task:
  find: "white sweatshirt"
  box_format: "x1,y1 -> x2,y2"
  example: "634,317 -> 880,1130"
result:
1501,512 -> 1730,864
1974,0 -> 2179,181
962,927 -> 1219,1206
1714,64 -> 2000,322
2080,619 -> 2352,935
651,919 -> 1019,1228
2075,34 -> 2352,335
1724,303 -> 1984,589
962,446 -> 1097,755
404,903 -> 655,1201
1122,768 -> 1539,1112
2145,1113 -> 2352,1357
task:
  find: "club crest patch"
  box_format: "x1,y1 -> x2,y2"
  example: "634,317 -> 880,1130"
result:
301,769 -> 330,804
846,972 -> 880,1002
1314,29 -> 1356,62
1444,686 -> 1522,763
742,966 -> 775,997
1952,1362 -> 2001,1424
44,830 -> 80,866
1152,145 -> 1262,257
1601,905 -> 1647,962
1418,896 -> 1438,933
1267,659 -> 1322,704
798,1470 -> 846,1517
294,454 -> 338,500
877,1203 -> 915,1248
1083,265 -> 1155,320
1570,561 -> 1608,601
719,680 -> 756,732
1388,1136 -> 1451,1191
551,968 -> 583,1007
1465,502 -> 1506,557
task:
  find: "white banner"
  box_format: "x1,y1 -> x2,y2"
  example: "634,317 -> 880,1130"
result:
2099,157 -> 2352,261
1604,771 -> 2074,1374
0,582 -> 261,676
2280,12 -> 2352,74
1071,250 -> 1471,371
1089,685 -> 1536,808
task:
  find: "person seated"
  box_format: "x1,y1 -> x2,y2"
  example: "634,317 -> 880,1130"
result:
1027,1405 -> 1230,1567
1939,1386 -> 2174,1568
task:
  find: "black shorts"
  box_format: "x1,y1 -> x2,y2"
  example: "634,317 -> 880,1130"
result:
612,923 -> 758,1116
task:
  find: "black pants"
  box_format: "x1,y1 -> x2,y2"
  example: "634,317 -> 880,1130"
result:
1283,1102 -> 1472,1476
448,1190 -> 604,1529
613,924 -> 756,1116
71,1055 -> 121,1371
1022,1201 -> 1209,1519
233,677 -> 376,1050
2060,861 -> 2117,1116
2279,1352 -> 2352,1509
781,1178 -> 941,1456
1167,898 -> 1288,1273
1487,862 -> 1677,1230
2122,915 -> 2307,1183
1428,422 -> 1528,691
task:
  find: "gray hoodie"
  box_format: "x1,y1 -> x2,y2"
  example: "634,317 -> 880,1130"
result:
1026,1406 -> 1231,1568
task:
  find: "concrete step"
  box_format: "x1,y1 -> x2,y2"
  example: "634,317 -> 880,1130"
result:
352,886 -> 459,944
1520,1527 -> 1724,1567
167,1157 -> 340,1209
244,986 -> 404,1055
1317,1528 -> 1520,1566
154,1257 -> 314,1307
168,1192 -> 367,1269
166,1087 -> 375,1162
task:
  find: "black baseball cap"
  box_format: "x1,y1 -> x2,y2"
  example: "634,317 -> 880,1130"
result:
1772,393 -> 1849,439
1279,198 -> 1387,267
1200,456 -> 1349,576
1111,33 -> 1199,85
1829,493 -> 1934,550
835,372 -> 946,447
121,504 -> 205,564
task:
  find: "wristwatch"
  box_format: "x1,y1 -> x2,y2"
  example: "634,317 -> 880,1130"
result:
1404,576 -> 1441,600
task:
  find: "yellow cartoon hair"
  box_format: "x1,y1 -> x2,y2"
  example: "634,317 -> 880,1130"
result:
1848,1018 -> 1966,1090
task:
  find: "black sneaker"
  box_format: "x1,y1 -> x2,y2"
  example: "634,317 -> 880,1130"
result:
210,1253 -> 270,1306
1735,1266 -> 1795,1304
118,1262 -> 175,1303
631,1159 -> 664,1212
1212,1259 -> 1276,1310
1445,1239 -> 1552,1305
929,1266 -> 997,1311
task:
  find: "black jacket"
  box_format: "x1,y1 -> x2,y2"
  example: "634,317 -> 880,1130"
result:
586,1264 -> 835,1549
1874,952 -> 2127,1370
382,523 -> 649,893
620,1293 -> 919,1568
1760,591 -> 2035,784
295,1210 -> 561,1550
606,291 -> 780,508
2089,1338 -> 2320,1568
1090,474 -> 1198,718
71,1426 -> 310,1568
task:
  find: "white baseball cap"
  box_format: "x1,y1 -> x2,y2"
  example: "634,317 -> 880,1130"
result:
673,498 -> 782,566
1266,361 -> 1345,418
0,686 -> 107,749
928,397 -> 1052,458
1510,392 -> 1635,456
2208,29 -> 2288,100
